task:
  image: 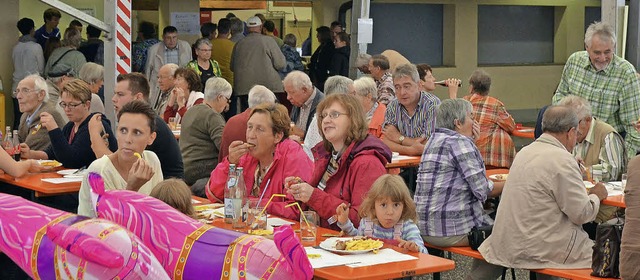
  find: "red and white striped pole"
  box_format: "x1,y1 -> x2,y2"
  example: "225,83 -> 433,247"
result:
115,0 -> 131,74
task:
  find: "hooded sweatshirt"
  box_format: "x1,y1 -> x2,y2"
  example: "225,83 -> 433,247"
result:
309,135 -> 392,230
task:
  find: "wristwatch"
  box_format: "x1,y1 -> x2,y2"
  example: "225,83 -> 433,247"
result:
398,135 -> 405,144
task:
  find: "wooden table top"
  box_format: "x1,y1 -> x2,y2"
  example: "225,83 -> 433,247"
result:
0,169 -> 81,197
511,126 -> 535,139
194,197 -> 455,279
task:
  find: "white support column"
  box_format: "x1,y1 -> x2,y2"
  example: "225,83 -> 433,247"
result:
38,0 -> 132,122
349,0 -> 370,78
602,0 -> 626,56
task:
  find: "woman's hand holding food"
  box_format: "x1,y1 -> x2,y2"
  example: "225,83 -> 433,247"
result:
126,158 -> 154,192
228,141 -> 251,164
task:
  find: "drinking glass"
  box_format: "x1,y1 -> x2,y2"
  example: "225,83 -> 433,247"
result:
168,117 -> 177,130
248,198 -> 267,230
622,173 -> 628,192
300,211 -> 318,242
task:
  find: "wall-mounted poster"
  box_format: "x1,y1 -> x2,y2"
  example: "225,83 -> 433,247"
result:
171,12 -> 200,35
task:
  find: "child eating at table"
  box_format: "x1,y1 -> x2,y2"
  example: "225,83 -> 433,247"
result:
150,179 -> 196,219
336,174 -> 428,253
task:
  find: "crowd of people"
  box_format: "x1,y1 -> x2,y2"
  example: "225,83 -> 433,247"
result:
5,7 -> 640,279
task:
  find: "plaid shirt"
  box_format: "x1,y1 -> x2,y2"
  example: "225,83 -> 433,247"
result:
376,72 -> 395,105
416,128 -> 493,237
463,94 -> 516,168
552,51 -> 640,159
384,92 -> 440,138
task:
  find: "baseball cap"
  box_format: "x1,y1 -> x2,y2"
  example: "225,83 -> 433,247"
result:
246,16 -> 262,27
48,64 -> 75,78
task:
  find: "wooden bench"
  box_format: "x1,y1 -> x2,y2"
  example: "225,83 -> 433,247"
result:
424,244 -> 619,280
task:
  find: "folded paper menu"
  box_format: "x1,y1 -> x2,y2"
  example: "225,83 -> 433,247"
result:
42,177 -> 83,184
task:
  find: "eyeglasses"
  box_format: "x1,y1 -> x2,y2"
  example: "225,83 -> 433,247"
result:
14,88 -> 38,95
222,95 -> 231,104
321,111 -> 348,119
198,48 -> 212,52
59,101 -> 84,109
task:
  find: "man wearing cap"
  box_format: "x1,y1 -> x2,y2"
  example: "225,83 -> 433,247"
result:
12,18 -> 45,128
45,64 -> 75,123
146,26 -> 192,108
230,16 -> 286,112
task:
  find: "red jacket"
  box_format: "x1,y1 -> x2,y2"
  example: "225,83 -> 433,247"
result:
308,135 -> 392,230
206,138 -> 313,220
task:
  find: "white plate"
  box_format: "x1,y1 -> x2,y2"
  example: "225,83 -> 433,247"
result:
584,181 -> 594,189
392,152 -> 400,158
57,169 -> 78,175
489,174 -> 508,181
319,237 -> 383,255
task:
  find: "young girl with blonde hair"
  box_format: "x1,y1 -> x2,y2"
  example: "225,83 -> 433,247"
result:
336,174 -> 427,253
150,179 -> 196,219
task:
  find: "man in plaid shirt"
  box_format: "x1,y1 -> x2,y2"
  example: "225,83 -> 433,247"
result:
552,21 -> 640,159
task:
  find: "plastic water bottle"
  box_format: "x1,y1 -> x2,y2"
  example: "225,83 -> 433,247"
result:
224,164 -> 237,224
232,167 -> 247,229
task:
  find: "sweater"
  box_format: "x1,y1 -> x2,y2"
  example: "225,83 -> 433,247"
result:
77,151 -> 164,217
149,116 -> 184,179
180,104 -> 225,185
44,112 -> 117,169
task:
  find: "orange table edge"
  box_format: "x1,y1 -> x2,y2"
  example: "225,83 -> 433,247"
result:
602,195 -> 625,208
511,126 -> 535,139
0,171 -> 80,197
194,197 -> 455,279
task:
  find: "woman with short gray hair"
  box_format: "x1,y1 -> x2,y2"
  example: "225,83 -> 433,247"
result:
78,62 -> 105,114
186,38 -> 222,89
463,69 -> 516,168
44,27 -> 87,78
416,98 -> 503,247
179,77 -> 232,197
353,76 -> 386,138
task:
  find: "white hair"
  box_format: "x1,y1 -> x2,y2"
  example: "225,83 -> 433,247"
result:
203,77 -> 232,101
25,74 -> 49,102
558,95 -> 593,120
353,76 -> 378,101
248,85 -> 277,108
78,62 -> 104,84
436,99 -> 473,130
324,76 -> 353,95
585,21 -> 616,47
283,71 -> 313,91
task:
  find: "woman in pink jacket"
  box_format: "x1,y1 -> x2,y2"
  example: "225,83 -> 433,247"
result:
286,94 -> 392,230
206,103 -> 313,220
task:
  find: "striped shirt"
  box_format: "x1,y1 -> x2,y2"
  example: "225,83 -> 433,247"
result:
552,51 -> 640,159
415,128 -> 493,237
573,117 -> 625,181
337,218 -> 428,253
384,91 -> 441,139
463,94 -> 516,168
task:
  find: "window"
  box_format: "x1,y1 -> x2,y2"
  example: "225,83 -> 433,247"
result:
369,3 -> 444,66
478,5 -> 555,65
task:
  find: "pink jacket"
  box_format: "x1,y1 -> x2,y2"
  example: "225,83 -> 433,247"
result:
308,135 -> 392,230
206,139 -> 313,220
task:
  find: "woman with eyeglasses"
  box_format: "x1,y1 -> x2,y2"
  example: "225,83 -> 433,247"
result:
285,94 -> 392,230
163,67 -> 204,124
186,38 -> 222,90
206,103 -> 313,220
180,77 -> 232,197
20,79 -> 117,169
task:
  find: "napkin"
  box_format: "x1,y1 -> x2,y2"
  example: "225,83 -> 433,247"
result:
42,177 -> 83,184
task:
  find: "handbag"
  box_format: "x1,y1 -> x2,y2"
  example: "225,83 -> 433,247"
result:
467,225 -> 493,250
591,219 -> 624,278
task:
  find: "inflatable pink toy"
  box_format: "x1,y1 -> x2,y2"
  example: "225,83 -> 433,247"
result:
88,172 -> 313,280
0,193 -> 169,279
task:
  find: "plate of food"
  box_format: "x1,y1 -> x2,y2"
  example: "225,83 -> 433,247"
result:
38,160 -> 62,168
195,204 -> 225,221
319,236 -> 383,254
489,174 -> 508,181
